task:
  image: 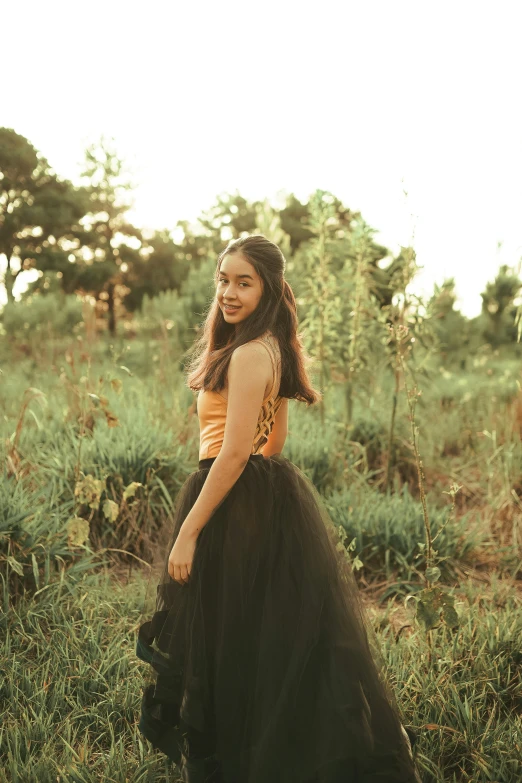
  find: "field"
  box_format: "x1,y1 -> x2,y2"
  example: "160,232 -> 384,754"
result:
1,333 -> 521,782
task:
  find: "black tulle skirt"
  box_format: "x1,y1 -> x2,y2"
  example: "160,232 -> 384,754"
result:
136,453 -> 421,783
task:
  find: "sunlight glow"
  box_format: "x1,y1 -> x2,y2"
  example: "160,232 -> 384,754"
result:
1,0 -> 520,318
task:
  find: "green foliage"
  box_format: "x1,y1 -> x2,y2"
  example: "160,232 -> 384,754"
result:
0,349 -> 200,601
2,128 -> 522,779
1,319 -> 521,780
293,189 -> 420,430
0,127 -> 88,304
122,229 -> 189,312
415,585 -> 459,631
70,135 -> 142,335
1,569 -> 147,779
1,563 -> 520,781
176,255 -> 217,345
480,263 -> 522,347
284,401 -> 346,492
0,468 -> 104,607
0,292 -> 84,338
74,474 -> 106,509
326,483 -> 485,584
2,124 -> 522,366
253,198 -> 293,261
133,255 -> 216,345
295,190 -> 346,399
426,278 -> 471,363
138,289 -> 185,337
348,416 -> 393,473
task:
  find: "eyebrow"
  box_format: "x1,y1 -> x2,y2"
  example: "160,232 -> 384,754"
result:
218,272 -> 254,280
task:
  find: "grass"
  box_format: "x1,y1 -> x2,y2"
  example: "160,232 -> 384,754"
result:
1,334 -> 522,781
1,565 -> 520,782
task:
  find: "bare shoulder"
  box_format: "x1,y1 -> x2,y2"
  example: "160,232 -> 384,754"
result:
228,340 -> 274,397
231,338 -> 273,365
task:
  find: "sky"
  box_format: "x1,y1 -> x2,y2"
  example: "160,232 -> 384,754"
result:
1,0 -> 521,317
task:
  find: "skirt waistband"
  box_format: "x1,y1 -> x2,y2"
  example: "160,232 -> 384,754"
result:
199,453 -> 266,470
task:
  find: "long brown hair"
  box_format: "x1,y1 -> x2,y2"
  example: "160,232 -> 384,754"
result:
185,234 -> 321,405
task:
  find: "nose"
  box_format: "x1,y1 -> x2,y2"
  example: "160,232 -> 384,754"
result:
223,284 -> 239,300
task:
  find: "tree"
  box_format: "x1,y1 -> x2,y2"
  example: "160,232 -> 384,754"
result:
280,191 -> 359,254
0,128 -> 87,303
426,278 -> 469,362
293,189 -> 421,427
121,229 -> 181,312
480,263 -> 522,347
197,191 -> 260,241
294,190 -> 361,423
71,135 -> 144,335
253,198 -> 293,261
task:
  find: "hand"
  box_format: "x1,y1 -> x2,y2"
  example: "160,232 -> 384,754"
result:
168,528 -> 197,585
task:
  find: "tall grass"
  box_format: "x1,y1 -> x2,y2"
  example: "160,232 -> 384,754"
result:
1,562 -> 520,782
2,324 -> 522,781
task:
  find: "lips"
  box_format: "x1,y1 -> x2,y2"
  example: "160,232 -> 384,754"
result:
224,305 -> 240,311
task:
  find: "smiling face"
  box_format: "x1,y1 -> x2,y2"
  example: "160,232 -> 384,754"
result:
217,252 -> 264,326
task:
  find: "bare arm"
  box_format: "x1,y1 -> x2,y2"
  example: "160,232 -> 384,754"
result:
181,342 -> 272,540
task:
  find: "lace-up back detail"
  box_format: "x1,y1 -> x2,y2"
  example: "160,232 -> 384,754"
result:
197,332 -> 283,460
249,333 -> 283,455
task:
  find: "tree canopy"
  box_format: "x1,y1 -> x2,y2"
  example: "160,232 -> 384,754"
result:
1,128 -> 521,354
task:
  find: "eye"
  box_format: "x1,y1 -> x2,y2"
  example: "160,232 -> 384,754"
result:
218,279 -> 249,287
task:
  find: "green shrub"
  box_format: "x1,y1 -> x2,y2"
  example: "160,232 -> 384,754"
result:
285,402 -> 346,492
0,470 -> 103,608
1,292 -> 84,339
325,483 -> 488,585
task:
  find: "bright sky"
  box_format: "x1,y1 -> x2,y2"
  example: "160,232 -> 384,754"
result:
1,0 -> 521,316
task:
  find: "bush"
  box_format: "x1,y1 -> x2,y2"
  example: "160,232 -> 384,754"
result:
0,470 -> 104,608
0,292 -> 84,339
324,483 -> 489,585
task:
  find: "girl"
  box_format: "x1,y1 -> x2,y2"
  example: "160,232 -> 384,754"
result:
136,234 -> 422,782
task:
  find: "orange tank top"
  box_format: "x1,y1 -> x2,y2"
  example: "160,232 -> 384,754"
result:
197,332 -> 283,460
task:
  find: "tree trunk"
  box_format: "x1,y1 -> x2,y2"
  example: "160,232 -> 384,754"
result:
107,282 -> 116,336
4,256 -> 16,304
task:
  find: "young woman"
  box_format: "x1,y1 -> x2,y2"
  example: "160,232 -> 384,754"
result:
136,235 -> 422,783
